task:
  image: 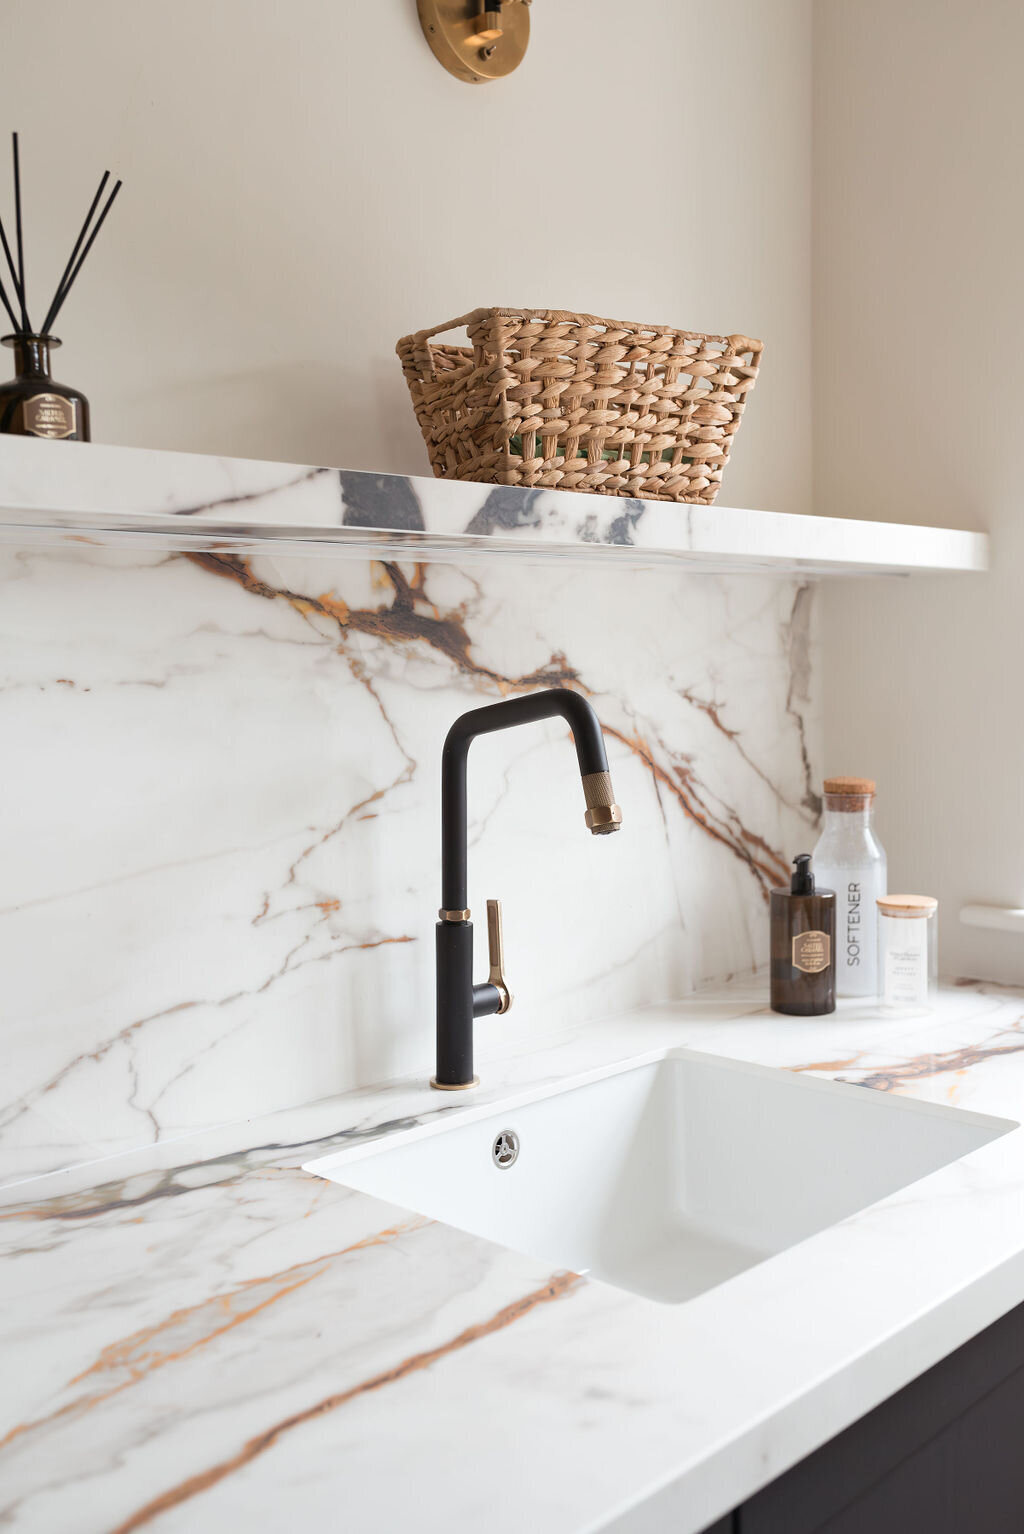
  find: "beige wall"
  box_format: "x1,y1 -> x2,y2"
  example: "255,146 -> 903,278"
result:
815,0 -> 1024,983
1,1 -> 812,512
10,2 -> 1019,985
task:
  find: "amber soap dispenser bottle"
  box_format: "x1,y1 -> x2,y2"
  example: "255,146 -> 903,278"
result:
770,854 -> 836,1016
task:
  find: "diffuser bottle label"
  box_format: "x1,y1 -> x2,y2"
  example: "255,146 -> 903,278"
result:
792,930 -> 831,973
22,393 -> 77,439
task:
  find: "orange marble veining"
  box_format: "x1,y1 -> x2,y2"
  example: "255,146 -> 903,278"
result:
789,1056 -> 864,1076
0,1218 -> 426,1453
110,1270 -> 583,1534
790,1013 -> 1024,1095
186,554 -> 792,897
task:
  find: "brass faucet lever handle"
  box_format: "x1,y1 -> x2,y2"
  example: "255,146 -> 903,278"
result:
486,898 -> 513,1014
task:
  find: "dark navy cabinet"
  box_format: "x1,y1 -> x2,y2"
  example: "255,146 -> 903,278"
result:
701,1298 -> 1024,1533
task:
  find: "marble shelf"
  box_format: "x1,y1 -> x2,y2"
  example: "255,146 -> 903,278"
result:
0,436 -> 988,575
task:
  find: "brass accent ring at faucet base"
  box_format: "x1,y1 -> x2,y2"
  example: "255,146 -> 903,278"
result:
430,1075 -> 480,1090
585,803 -> 623,834
439,908 -> 471,923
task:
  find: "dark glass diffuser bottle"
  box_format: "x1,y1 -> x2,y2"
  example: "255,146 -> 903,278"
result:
0,334 -> 90,441
770,853 -> 836,1016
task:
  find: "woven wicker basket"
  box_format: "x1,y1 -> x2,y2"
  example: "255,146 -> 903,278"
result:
396,306 -> 763,504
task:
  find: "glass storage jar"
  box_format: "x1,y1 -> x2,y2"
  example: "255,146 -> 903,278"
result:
877,894 -> 938,1016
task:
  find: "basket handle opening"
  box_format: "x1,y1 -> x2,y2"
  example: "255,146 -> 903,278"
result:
404,309 -> 492,382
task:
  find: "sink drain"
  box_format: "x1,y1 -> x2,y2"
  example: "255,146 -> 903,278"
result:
492,1129 -> 519,1168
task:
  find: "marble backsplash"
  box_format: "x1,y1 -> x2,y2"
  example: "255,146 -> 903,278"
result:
1,470 -> 820,1185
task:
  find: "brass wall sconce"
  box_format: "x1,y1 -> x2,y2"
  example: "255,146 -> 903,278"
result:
417,0 -> 531,84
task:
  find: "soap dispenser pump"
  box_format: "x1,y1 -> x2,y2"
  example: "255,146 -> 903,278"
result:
770,854 -> 836,1016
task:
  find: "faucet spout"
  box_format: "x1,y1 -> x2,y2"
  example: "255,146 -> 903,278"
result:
432,688 -> 621,1090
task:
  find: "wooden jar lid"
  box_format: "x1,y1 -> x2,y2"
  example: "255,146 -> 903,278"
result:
877,894 -> 938,917
824,776 -> 876,795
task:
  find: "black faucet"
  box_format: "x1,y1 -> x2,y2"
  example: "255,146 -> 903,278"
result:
432,688 -> 622,1090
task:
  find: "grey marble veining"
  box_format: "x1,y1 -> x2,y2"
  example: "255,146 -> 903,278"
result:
0,436 -> 986,572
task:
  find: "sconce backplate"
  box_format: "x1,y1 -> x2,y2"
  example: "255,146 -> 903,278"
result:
417,0 -> 530,84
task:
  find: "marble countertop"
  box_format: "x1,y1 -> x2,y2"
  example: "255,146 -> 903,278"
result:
5,976 -> 1024,1534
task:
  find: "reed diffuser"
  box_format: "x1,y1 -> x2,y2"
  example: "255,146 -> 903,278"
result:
0,134 -> 122,442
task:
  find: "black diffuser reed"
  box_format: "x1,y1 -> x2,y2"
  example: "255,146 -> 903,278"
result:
0,134 -> 122,441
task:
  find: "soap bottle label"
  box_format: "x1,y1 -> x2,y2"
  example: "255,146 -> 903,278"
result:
792,931 -> 831,974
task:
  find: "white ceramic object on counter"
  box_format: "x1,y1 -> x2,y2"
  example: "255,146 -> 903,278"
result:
308,1048 -> 1010,1304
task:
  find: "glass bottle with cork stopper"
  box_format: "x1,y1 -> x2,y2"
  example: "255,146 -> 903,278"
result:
813,776 -> 887,998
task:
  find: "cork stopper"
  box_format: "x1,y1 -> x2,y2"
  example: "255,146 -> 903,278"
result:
823,775 -> 876,812
823,776 -> 876,796
877,894 -> 938,918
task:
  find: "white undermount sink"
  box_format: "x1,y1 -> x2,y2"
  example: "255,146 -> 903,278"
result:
306,1051 -> 1013,1305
